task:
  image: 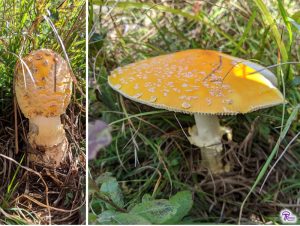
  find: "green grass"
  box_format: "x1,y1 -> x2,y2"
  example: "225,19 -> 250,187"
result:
0,0 -> 86,224
90,0 -> 300,224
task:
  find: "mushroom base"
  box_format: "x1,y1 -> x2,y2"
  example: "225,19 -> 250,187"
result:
28,116 -> 68,167
200,146 -> 230,174
28,137 -> 68,168
188,114 -> 231,174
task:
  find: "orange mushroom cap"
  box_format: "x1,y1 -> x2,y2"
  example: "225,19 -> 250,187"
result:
108,49 -> 284,115
15,49 -> 72,118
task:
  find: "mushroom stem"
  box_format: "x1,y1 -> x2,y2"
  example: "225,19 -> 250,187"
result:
28,116 -> 68,167
188,114 -> 230,174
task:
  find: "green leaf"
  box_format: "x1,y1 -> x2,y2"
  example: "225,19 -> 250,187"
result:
168,190 -> 193,223
95,172 -> 114,184
130,199 -> 178,224
141,193 -> 153,202
97,210 -> 117,224
100,180 -> 124,209
90,198 -> 104,214
88,213 -> 98,224
97,211 -> 151,225
113,213 -> 151,225
97,173 -> 124,209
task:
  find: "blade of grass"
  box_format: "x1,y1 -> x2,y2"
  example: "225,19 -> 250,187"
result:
260,131 -> 300,191
145,14 -> 172,51
109,110 -> 167,126
253,0 -> 288,62
277,0 -> 293,47
6,154 -> 25,201
238,104 -> 300,224
232,10 -> 257,55
277,0 -> 293,81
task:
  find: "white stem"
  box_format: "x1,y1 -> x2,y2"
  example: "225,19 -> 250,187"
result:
188,114 -> 230,174
29,116 -> 65,147
194,114 -> 222,148
188,114 -> 223,149
28,116 -> 68,167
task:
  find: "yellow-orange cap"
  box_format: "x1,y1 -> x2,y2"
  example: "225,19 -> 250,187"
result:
108,49 -> 284,115
15,49 -> 72,118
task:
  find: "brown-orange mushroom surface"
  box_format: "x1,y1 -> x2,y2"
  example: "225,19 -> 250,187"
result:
15,49 -> 72,168
108,49 -> 284,174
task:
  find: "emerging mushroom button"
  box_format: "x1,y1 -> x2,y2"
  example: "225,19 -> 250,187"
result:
15,49 -> 72,168
108,49 -> 284,174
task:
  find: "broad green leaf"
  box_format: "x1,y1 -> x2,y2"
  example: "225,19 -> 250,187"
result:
90,198 -> 105,214
95,172 -> 114,184
97,173 -> 124,209
130,199 -> 179,224
142,194 -> 153,202
100,180 -> 124,209
168,190 -> 193,223
97,210 -> 117,224
97,211 -> 151,225
113,213 -> 151,225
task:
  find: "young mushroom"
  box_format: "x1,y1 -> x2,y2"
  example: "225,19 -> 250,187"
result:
108,49 -> 284,174
14,49 -> 72,168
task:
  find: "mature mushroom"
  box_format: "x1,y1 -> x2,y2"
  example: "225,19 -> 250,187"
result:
108,49 -> 284,174
14,49 -> 72,168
